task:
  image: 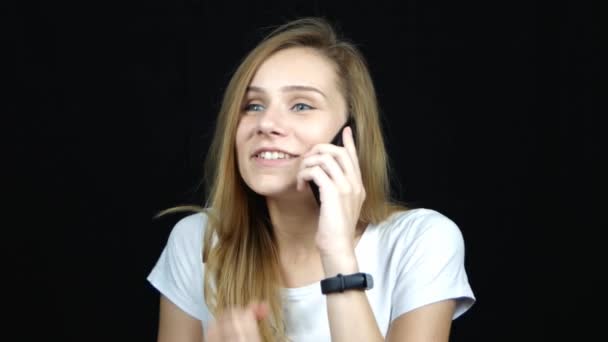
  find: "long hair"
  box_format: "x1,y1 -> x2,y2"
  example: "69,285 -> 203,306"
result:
159,17 -> 406,341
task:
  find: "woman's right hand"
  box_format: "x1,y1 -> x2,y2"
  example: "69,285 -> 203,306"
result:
205,302 -> 269,342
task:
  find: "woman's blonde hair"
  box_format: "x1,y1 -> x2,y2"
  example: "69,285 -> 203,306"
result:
159,17 -> 406,341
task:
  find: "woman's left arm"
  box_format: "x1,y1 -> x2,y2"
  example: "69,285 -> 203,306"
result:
297,126 -> 381,340
298,126 -> 457,341
320,248 -> 456,342
321,250 -> 383,341
386,299 -> 456,342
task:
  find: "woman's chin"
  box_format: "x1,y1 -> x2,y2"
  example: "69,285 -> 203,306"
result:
251,183 -> 307,199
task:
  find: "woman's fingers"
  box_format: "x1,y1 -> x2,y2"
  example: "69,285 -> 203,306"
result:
298,153 -> 352,193
205,303 -> 267,342
298,130 -> 364,195
297,165 -> 334,195
304,142 -> 358,179
342,126 -> 361,178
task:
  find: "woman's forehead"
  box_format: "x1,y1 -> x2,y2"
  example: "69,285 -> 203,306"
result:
248,47 -> 339,94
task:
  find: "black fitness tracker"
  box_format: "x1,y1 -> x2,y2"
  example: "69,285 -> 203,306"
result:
320,272 -> 374,294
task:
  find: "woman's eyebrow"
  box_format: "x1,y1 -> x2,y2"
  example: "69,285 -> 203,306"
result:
246,85 -> 327,99
282,85 -> 327,99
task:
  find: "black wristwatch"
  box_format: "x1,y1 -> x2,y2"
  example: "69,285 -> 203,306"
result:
320,272 -> 374,294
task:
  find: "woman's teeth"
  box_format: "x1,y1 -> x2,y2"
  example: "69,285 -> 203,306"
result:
257,151 -> 293,160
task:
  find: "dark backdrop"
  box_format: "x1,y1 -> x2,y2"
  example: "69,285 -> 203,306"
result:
9,0 -> 601,341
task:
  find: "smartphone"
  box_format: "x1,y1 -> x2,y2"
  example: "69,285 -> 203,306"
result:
309,117 -> 357,206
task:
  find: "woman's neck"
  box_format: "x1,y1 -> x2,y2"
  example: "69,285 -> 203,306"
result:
265,193 -> 327,287
266,193 -> 320,256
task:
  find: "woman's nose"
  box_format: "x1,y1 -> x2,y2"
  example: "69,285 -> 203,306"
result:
256,106 -> 286,136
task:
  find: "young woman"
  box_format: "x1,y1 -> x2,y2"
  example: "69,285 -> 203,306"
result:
148,17 -> 475,342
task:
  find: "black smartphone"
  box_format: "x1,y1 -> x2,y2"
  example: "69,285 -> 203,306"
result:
309,117 -> 357,206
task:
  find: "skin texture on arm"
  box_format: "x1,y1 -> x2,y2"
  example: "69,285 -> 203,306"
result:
157,295 -> 204,342
325,286 -> 384,341
326,291 -> 456,342
386,299 -> 456,342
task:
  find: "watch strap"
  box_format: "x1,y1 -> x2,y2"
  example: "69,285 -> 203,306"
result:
320,272 -> 373,294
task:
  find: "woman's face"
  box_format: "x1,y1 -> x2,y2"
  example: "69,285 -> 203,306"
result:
235,47 -> 348,199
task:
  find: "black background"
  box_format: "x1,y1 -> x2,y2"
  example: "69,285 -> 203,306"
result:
8,0 -> 602,341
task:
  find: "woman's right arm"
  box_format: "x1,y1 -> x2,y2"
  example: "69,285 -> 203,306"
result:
157,295 -> 204,342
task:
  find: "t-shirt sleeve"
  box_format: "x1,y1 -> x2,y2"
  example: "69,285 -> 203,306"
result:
147,213 -> 209,321
390,211 -> 476,322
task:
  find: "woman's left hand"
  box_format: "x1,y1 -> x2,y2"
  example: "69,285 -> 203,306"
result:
296,126 -> 366,270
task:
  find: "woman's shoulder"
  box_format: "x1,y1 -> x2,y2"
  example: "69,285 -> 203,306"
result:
372,207 -> 463,246
368,208 -> 475,320
170,211 -> 209,234
164,210 -> 210,253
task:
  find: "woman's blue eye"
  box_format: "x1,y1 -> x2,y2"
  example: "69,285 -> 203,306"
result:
245,103 -> 264,112
293,103 -> 313,111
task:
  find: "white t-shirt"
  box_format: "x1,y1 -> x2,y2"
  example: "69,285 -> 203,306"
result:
147,208 -> 476,341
